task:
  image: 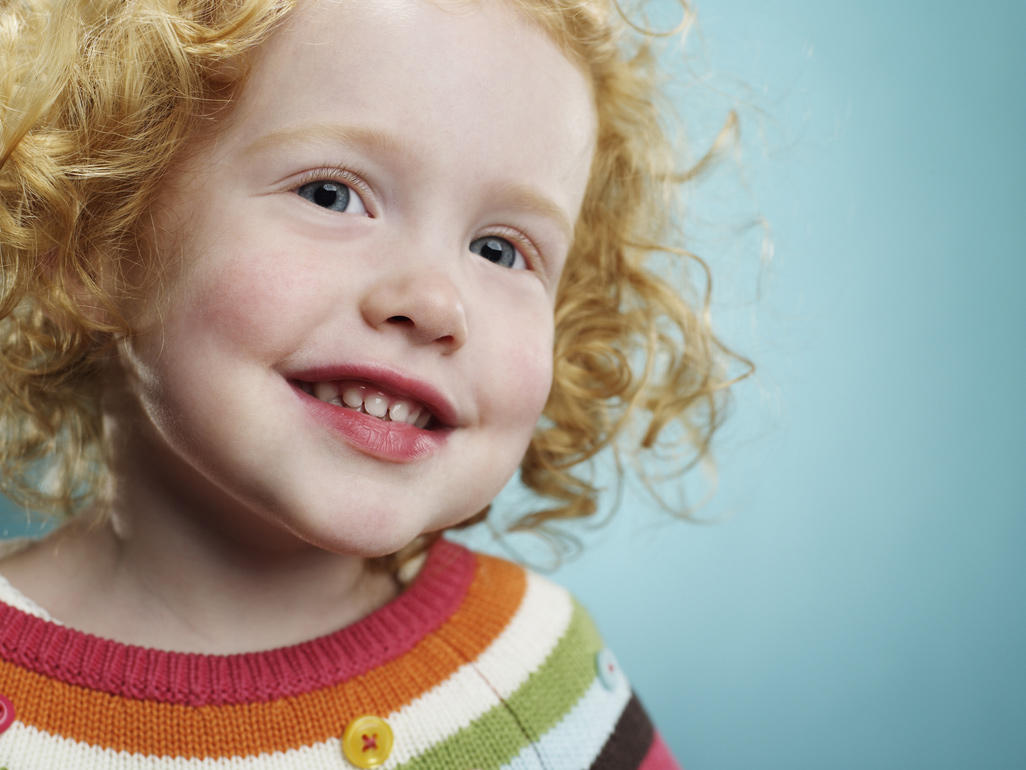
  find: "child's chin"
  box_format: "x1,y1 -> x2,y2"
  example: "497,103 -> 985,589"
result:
293,516 -> 428,561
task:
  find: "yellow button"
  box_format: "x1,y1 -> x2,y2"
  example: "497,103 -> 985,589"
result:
341,715 -> 394,768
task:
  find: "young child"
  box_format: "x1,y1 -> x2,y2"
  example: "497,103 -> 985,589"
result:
0,0 -> 747,767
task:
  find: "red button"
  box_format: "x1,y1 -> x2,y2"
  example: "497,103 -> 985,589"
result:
0,694 -> 15,734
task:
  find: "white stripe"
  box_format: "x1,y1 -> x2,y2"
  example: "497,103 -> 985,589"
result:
382,570 -> 573,766
0,722 -> 337,769
500,656 -> 632,770
0,572 -> 574,769
502,749 -> 547,770
469,573 -> 574,696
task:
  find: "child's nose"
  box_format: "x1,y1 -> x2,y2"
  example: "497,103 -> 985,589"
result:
359,269 -> 468,353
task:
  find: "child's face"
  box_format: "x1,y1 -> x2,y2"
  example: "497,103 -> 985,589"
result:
118,0 -> 596,555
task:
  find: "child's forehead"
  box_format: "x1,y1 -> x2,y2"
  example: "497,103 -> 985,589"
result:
274,0 -> 592,65
255,0 -> 588,88
158,0 -> 597,266
224,0 -> 597,172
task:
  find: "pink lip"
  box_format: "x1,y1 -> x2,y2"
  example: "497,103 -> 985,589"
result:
286,363 -> 457,463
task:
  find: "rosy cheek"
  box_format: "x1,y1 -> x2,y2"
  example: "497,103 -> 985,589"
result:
187,252 -> 324,349
502,327 -> 555,425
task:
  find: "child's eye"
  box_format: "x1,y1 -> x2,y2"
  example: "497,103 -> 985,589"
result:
295,180 -> 368,216
469,236 -> 526,270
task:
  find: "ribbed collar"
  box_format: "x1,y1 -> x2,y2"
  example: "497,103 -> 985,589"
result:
0,539 -> 475,706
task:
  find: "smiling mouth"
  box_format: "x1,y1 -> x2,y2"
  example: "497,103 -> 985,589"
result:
294,379 -> 438,429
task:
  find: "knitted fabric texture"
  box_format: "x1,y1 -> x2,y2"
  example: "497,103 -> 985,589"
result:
0,540 -> 680,768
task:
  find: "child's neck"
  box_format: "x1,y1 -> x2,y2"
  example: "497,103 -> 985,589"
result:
0,503 -> 399,654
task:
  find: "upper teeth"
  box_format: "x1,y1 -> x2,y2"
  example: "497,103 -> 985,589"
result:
308,380 -> 431,428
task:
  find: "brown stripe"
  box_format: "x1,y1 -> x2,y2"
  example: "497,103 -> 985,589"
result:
0,554 -> 526,758
589,694 -> 655,770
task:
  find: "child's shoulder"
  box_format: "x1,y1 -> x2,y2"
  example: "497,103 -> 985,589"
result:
425,538 -> 679,766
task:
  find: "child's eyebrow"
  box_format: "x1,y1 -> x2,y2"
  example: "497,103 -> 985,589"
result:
242,124 -> 575,243
488,180 -> 575,244
243,124 -> 410,166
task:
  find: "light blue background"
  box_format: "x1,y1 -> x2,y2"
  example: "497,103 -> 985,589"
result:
2,1 -> 1024,768
525,0 -> 1025,767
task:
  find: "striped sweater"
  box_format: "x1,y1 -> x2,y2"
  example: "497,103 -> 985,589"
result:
0,539 -> 679,769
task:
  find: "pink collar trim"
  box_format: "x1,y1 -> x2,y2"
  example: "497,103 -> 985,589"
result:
0,539 -> 475,706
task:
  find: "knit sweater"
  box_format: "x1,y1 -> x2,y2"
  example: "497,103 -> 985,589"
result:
0,539 -> 680,769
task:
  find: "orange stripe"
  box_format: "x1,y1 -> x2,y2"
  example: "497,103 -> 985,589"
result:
0,554 -> 526,758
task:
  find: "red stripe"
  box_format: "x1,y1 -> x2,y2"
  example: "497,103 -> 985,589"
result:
638,732 -> 682,770
0,539 -> 475,705
0,551 -> 528,757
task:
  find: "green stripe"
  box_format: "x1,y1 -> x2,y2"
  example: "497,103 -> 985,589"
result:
502,598 -> 602,738
395,599 -> 601,769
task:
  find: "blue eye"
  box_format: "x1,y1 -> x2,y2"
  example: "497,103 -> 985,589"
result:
296,180 -> 368,215
469,236 -> 525,270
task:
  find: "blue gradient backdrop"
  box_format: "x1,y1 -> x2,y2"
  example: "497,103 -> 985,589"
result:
534,1 -> 1026,767
2,1 -> 1024,767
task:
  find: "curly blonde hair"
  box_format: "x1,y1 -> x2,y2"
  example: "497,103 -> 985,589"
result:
0,0 -> 752,547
